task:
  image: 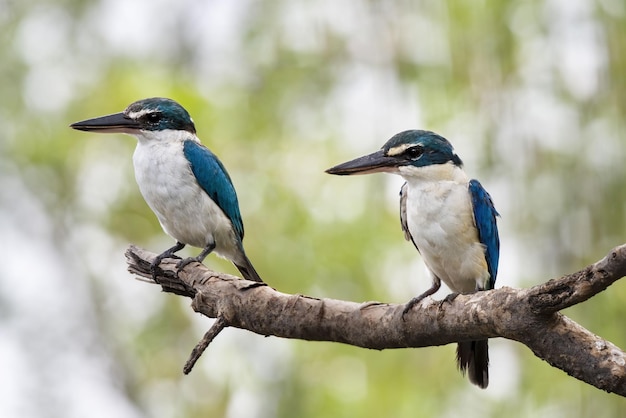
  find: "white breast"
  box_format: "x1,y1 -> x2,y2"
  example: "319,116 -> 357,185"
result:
400,164 -> 490,293
132,134 -> 242,263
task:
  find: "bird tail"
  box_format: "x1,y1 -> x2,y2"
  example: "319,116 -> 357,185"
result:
456,340 -> 489,388
234,254 -> 264,283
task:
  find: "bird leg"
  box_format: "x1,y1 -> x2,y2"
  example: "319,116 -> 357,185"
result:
402,278 -> 441,319
151,241 -> 186,282
176,242 -> 216,272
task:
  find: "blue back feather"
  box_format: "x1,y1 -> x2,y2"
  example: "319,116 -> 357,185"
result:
183,140 -> 244,239
468,179 -> 500,289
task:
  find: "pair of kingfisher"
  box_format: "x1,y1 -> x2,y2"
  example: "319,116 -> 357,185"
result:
71,98 -> 499,388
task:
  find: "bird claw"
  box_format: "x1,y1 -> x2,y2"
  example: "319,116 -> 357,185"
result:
150,259 -> 163,283
443,292 -> 460,303
401,295 -> 426,320
437,292 -> 460,309
175,257 -> 201,274
150,253 -> 183,282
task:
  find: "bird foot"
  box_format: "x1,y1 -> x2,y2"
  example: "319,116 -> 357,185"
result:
176,256 -> 202,274
443,292 -> 460,303
401,295 -> 426,320
437,292 -> 460,309
150,254 -> 182,282
150,258 -> 163,283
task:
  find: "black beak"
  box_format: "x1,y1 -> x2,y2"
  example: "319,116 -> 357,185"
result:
70,112 -> 142,134
326,149 -> 397,175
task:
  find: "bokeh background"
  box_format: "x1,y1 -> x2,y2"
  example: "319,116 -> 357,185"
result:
2,0 -> 626,417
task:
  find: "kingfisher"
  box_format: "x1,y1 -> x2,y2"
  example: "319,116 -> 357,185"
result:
71,97 -> 263,283
326,130 -> 499,388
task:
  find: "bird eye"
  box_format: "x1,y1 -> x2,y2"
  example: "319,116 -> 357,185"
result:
146,112 -> 162,123
405,145 -> 424,159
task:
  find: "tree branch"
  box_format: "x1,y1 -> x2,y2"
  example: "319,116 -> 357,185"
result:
125,244 -> 626,396
525,245 -> 626,313
183,315 -> 227,375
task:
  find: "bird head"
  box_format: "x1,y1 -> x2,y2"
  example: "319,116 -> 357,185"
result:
70,97 -> 196,138
326,130 -> 463,177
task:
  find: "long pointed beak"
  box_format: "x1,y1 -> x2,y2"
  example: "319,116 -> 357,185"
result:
70,112 -> 141,134
326,149 -> 397,175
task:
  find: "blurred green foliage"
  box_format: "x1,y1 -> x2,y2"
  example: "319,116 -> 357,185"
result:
2,0 -> 626,417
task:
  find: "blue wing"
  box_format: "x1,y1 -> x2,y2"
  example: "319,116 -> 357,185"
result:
183,140 -> 244,239
468,179 -> 500,289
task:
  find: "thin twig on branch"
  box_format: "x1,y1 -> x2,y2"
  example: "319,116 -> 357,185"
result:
125,244 -> 626,395
183,315 -> 227,374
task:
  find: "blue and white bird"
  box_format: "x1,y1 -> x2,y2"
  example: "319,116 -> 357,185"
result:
71,97 -> 263,283
326,130 -> 499,388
